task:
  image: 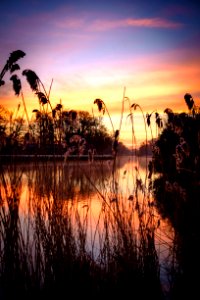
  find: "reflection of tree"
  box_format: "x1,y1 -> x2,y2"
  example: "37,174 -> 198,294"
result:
153,176 -> 200,298
152,94 -> 200,298
25,161 -> 115,201
0,158 -> 164,298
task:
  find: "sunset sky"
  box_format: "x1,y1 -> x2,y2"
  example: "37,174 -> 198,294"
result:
1,0 -> 200,147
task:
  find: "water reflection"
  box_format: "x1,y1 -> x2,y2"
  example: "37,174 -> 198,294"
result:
153,175 -> 200,298
0,156 -> 175,298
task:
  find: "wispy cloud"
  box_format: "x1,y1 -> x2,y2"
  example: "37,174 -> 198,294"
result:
54,15 -> 182,31
90,17 -> 182,31
126,17 -> 182,28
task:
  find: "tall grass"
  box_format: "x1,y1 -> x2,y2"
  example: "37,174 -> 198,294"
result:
0,157 -> 166,299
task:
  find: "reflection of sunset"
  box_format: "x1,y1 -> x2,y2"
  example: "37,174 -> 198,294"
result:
0,155 -> 179,297
0,159 -> 173,262
1,1 -> 199,296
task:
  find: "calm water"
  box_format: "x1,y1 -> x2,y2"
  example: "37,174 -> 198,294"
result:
0,156 -> 174,295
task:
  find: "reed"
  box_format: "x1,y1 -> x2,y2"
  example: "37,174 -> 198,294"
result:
0,156 -> 165,299
1,50 -> 198,299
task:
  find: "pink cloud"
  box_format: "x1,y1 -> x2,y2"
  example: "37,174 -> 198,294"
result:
126,17 -> 182,28
90,17 -> 182,31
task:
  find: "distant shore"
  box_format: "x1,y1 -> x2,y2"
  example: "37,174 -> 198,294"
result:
0,154 -> 115,163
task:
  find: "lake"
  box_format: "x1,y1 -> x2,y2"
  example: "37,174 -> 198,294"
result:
0,156 -> 177,299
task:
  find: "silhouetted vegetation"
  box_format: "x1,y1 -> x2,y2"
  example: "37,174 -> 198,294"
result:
1,50 -> 199,299
0,104 -> 132,157
0,51 -> 132,158
151,93 -> 200,299
0,159 -> 164,300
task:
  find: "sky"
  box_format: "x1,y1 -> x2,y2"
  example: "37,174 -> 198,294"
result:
0,0 -> 200,147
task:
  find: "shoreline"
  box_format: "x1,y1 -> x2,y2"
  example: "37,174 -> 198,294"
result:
0,154 -> 115,163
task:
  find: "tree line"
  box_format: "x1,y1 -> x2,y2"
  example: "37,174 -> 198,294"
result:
0,50 -> 132,156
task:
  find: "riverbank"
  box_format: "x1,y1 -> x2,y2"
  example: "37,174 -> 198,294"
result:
0,154 -> 114,163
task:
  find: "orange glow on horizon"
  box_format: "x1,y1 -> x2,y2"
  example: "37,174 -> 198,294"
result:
1,47 -> 200,148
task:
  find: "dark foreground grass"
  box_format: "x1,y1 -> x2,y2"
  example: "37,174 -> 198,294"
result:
0,158 -> 165,300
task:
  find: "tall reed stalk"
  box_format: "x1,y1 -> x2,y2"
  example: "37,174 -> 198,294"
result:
0,158 -> 165,299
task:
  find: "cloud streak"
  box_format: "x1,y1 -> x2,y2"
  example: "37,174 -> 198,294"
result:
55,15 -> 182,31
90,17 -> 182,31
